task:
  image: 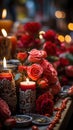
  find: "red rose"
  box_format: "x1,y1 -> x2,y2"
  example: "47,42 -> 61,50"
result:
18,65 -> 27,73
17,52 -> 28,62
36,92 -> 54,115
40,59 -> 57,83
43,30 -> 56,42
68,46 -> 73,54
27,64 -> 43,81
60,58 -> 69,67
20,34 -> 34,48
41,98 -> 54,115
65,65 -> 73,77
50,82 -> 61,95
24,22 -> 42,36
37,78 -> 49,89
28,49 -> 47,63
60,76 -> 68,85
43,41 -> 57,56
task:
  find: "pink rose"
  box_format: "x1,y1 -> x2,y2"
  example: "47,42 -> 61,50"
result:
40,59 -> 58,84
27,64 -> 43,81
28,49 -> 47,63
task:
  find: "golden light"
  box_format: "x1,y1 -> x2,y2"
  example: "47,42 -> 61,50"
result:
55,10 -> 66,18
26,78 -> 29,84
68,23 -> 73,31
58,35 -> 64,42
1,29 -> 7,37
39,31 -> 45,39
3,57 -> 7,68
64,35 -> 72,43
2,9 -> 7,19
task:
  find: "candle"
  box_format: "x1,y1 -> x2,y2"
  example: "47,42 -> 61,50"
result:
0,29 -> 12,60
0,9 -> 13,35
19,78 -> 36,114
0,72 -> 12,80
20,78 -> 36,91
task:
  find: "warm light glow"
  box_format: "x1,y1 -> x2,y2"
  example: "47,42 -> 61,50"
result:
58,35 -> 64,42
2,9 -> 7,19
68,23 -> 73,31
3,57 -> 7,68
1,29 -> 7,37
55,10 -> 66,18
39,31 -> 45,39
26,78 -> 29,84
64,35 -> 72,43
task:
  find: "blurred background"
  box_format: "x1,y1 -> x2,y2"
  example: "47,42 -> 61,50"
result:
0,0 -> 73,39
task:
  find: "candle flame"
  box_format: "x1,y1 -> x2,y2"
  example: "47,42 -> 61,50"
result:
3,57 -> 7,68
2,9 -> 7,19
1,29 -> 7,37
26,78 -> 29,84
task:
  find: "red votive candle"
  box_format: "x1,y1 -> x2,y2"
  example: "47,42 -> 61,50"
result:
20,80 -> 36,91
0,72 -> 12,80
19,79 -> 36,114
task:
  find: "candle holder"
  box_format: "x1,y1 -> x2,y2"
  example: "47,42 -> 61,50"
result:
0,20 -> 13,35
0,70 -> 17,114
0,37 -> 12,60
19,81 -> 36,114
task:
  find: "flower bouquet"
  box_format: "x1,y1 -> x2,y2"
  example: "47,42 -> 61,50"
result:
16,49 -> 61,115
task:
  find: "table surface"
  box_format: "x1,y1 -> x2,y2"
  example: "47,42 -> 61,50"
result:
12,97 -> 73,130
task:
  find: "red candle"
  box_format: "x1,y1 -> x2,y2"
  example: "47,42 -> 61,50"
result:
20,79 -> 36,91
0,72 -> 12,80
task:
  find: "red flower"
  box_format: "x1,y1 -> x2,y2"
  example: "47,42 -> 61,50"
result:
68,46 -> 73,54
18,65 -> 27,73
60,76 -> 68,85
43,41 -> 57,56
37,78 -> 49,89
27,64 -> 43,81
28,49 -> 47,63
43,30 -> 56,42
24,22 -> 42,36
65,65 -> 73,77
50,81 -> 61,95
40,59 -> 57,84
60,58 -> 69,67
17,52 -> 28,62
36,92 -> 54,115
20,34 -> 34,48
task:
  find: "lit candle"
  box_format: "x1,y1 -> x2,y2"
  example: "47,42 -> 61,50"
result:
19,78 -> 36,114
0,9 -> 13,35
20,78 -> 36,91
0,29 -> 12,60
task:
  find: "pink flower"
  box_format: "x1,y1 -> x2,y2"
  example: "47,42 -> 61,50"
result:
24,22 -> 42,36
27,64 -> 43,81
28,49 -> 47,63
40,59 -> 57,83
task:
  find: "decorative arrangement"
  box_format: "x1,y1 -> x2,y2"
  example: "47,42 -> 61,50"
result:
0,21 -> 73,130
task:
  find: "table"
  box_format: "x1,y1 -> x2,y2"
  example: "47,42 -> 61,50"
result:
12,97 -> 73,130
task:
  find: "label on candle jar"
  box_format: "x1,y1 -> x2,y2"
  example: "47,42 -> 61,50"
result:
19,88 -> 36,114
